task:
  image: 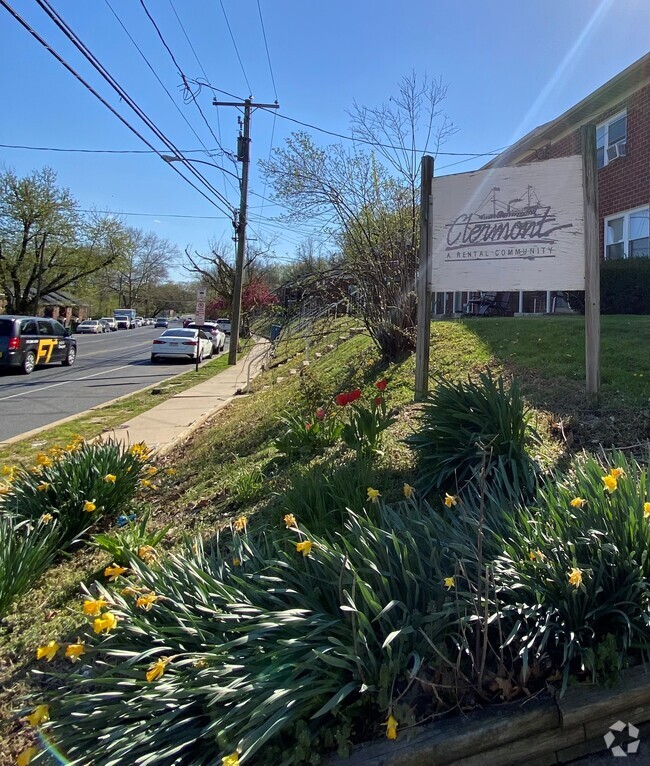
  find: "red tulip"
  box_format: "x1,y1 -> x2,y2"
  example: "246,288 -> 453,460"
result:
349,388 -> 362,402
376,379 -> 388,391
315,407 -> 326,419
335,393 -> 349,407
374,396 -> 382,406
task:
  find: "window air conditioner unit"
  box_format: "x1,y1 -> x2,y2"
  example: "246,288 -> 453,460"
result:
606,141 -> 627,162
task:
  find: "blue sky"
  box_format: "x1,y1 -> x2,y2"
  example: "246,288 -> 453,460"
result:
1,0 -> 649,274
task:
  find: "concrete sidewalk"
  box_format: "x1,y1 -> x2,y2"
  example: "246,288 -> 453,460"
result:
101,338 -> 271,455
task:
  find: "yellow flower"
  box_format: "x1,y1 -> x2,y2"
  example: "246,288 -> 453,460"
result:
83,597 -> 107,616
145,466 -> 158,477
16,747 -> 39,766
367,487 -> 381,503
146,656 -> 171,682
36,482 -> 50,492
222,752 -> 239,766
26,704 -> 50,727
296,540 -> 313,557
610,467 -> 626,479
283,513 -> 297,528
444,493 -> 457,508
104,474 -> 117,484
385,713 -> 398,740
39,513 -> 53,524
1,464 -> 16,477
136,592 -> 159,611
0,484 -> 11,495
444,576 -> 455,590
232,557 -> 242,567
166,468 -> 177,476
83,500 -> 97,513
122,586 -> 140,597
36,640 -> 60,661
570,497 -> 586,508
138,545 -> 157,564
129,442 -> 150,459
65,642 -> 86,662
644,502 -> 650,519
233,516 -> 247,533
403,483 -> 415,499
93,612 -> 118,634
36,452 -> 52,467
528,551 -> 536,561
140,479 -> 157,489
104,563 -> 127,581
602,474 -> 617,493
568,567 -> 583,588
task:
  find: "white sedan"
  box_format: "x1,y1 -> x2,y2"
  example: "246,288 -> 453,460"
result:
150,328 -> 214,363
76,319 -> 104,334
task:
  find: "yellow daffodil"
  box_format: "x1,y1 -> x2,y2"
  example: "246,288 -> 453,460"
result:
36,452 -> 52,467
568,567 -> 583,588
37,482 -> 50,492
296,540 -> 313,557
222,752 -> 239,766
0,484 -> 11,495
146,656 -> 171,682
36,640 -> 60,661
367,487 -> 381,503
39,513 -> 53,524
140,479 -> 157,489
136,592 -> 159,611
233,516 -> 247,533
1,465 -> 16,477
570,497 -> 586,508
283,513 -> 297,528
166,468 -> 177,475
232,557 -> 242,567
138,545 -> 157,564
16,746 -> 39,766
83,597 -> 107,616
385,713 -> 398,740
93,612 -> 118,634
644,502 -> 650,519
129,442 -> 150,459
145,466 -> 158,476
444,493 -> 457,508
444,576 -> 455,590
65,642 -> 86,662
602,474 -> 617,493
104,474 -> 117,484
610,467 -> 626,479
104,563 -> 127,581
529,551 -> 537,561
83,500 -> 97,513
403,483 -> 415,499
26,704 -> 50,727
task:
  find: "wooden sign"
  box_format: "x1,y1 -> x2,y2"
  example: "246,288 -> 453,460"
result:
429,155 -> 585,291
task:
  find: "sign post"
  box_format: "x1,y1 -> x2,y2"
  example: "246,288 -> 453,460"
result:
415,155 -> 434,401
195,287 -> 207,372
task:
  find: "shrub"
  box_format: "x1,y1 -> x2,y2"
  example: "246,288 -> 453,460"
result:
274,408 -> 343,457
34,504 -> 465,766
601,258 -> 650,314
406,372 -> 538,497
92,511 -> 170,566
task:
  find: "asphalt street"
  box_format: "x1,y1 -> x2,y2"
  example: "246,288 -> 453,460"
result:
0,324 -> 228,442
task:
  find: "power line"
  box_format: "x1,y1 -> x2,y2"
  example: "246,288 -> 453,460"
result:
0,141 -> 223,155
78,208 -> 231,220
0,0 -> 232,218
256,0 -> 277,101
218,0 -> 252,95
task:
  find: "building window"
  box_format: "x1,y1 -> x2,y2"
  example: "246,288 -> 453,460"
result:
596,110 -> 627,168
605,207 -> 649,260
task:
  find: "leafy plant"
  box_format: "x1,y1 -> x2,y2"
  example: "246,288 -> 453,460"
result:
230,465 -> 265,504
274,408 -> 343,457
92,511 -> 170,566
339,382 -> 395,457
407,372 -> 538,497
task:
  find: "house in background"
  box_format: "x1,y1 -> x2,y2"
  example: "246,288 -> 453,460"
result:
0,290 -> 89,325
434,51 -> 650,316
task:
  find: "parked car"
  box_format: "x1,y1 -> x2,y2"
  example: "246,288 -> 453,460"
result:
0,315 -> 77,374
215,317 -> 232,335
150,328 -> 213,363
186,322 -> 226,354
77,319 -> 104,334
154,318 -> 169,329
135,317 -> 144,327
100,317 -> 118,332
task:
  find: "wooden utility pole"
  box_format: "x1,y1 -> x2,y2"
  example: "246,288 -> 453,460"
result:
581,124 -> 601,409
213,97 -> 279,365
415,155 -> 434,401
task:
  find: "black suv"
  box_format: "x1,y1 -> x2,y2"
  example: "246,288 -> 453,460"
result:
0,316 -> 77,374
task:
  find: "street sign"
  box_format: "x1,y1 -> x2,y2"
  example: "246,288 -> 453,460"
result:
195,288 -> 207,325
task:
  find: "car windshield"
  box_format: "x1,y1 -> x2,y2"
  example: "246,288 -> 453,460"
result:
160,329 -> 196,338
80,321 -> 95,325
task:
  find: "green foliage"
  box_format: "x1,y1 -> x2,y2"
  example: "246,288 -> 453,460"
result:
340,388 -> 395,458
601,258 -> 650,315
0,514 -> 60,617
407,372 -> 537,497
274,409 -> 343,458
37,504 -> 463,766
230,465 -> 265,504
92,511 -> 170,566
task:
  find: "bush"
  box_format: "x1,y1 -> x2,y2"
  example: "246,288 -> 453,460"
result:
34,504 -> 465,766
406,372 -> 538,497
601,258 -> 650,314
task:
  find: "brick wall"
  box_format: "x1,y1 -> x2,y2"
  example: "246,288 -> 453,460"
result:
520,82 -> 650,259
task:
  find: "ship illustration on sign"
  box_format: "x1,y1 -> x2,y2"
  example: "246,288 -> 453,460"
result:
445,184 -> 574,251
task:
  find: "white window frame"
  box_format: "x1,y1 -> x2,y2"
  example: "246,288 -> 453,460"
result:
604,205 -> 650,260
596,109 -> 627,168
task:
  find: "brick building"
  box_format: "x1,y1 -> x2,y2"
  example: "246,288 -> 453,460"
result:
435,52 -> 650,316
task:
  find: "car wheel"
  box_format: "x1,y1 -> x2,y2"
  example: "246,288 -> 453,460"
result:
62,346 -> 76,366
22,351 -> 36,375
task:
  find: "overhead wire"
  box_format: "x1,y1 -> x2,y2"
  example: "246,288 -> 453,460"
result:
218,0 -> 252,96
256,0 -> 277,101
0,0 -> 233,218
0,142 -> 221,155
32,0 -> 237,215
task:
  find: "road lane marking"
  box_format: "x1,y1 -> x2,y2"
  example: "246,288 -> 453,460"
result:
0,363 -> 140,401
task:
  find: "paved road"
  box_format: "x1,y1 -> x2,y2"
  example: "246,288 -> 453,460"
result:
0,325 -> 228,442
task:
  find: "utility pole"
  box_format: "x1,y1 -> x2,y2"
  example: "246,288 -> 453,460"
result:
214,97 -> 279,365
